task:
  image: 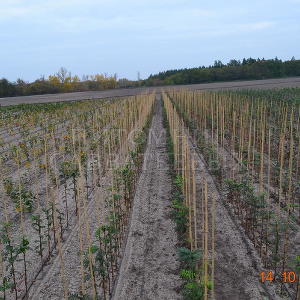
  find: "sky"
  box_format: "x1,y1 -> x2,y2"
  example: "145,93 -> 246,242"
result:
0,0 -> 300,82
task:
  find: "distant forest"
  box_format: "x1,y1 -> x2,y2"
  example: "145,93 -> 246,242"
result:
1,57 -> 300,98
143,57 -> 300,86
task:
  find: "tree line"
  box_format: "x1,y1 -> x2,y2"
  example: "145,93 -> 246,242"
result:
143,57 -> 300,86
1,57 -> 300,98
0,67 -> 138,98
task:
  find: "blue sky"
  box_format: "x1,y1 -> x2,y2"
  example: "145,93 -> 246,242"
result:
1,0 -> 299,81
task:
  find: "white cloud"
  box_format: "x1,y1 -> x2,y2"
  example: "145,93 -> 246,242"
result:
246,21 -> 274,30
139,20 -> 276,41
0,6 -> 32,18
197,21 -> 276,36
0,0 -> 277,40
0,0 -> 106,19
187,8 -> 217,17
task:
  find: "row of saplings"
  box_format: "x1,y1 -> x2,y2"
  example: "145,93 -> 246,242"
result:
0,151 -> 91,299
163,107 -> 210,300
0,161 -> 81,300
0,127 -> 148,299
69,125 -> 149,299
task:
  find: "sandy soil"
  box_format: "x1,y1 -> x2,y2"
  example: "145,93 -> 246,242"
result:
27,179 -> 109,300
1,77 -> 300,106
112,95 -> 182,300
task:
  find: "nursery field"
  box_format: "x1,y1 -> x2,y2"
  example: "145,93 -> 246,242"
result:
0,88 -> 300,300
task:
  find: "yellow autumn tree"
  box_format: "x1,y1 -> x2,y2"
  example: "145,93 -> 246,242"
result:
71,75 -> 81,91
48,75 -> 61,86
63,76 -> 73,92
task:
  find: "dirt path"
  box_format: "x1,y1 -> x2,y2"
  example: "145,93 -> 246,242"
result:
112,95 -> 182,300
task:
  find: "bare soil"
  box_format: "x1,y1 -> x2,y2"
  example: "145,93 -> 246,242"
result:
27,179 -> 110,300
112,95 -> 182,300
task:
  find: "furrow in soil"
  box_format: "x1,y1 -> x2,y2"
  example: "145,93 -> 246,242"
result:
112,95 -> 182,300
